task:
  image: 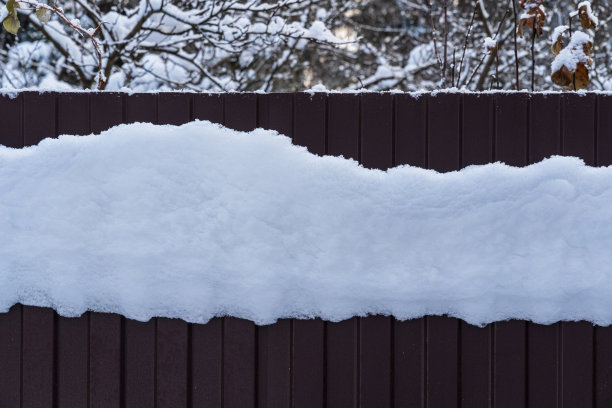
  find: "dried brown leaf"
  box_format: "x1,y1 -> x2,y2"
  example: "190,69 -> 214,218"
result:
518,8 -> 545,38
573,62 -> 590,90
578,5 -> 597,29
551,65 -> 573,87
551,35 -> 564,55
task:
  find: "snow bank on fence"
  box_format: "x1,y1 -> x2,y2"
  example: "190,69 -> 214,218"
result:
2,121 -> 612,326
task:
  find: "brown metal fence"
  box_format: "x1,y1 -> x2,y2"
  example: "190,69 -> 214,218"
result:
1,91 -> 612,407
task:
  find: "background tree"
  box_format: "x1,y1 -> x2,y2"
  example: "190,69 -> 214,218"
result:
1,0 -> 611,91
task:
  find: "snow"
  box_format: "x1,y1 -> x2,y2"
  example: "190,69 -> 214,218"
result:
551,25 -> 569,44
551,31 -> 592,73
306,83 -> 328,93
483,37 -> 496,51
0,6 -> 8,23
577,1 -> 598,26
305,20 -> 344,43
3,121 -> 612,326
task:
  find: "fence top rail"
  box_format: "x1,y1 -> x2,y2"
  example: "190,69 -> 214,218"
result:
1,88 -> 612,98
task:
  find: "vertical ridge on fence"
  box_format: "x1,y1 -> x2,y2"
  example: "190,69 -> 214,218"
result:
460,93 -> 494,408
595,93 -> 612,407
493,321 -> 527,408
562,93 -> 596,165
158,93 -> 191,126
255,93 -> 293,408
88,93 -> 124,408
220,94 -> 257,408
56,93 -> 91,408
124,318 -> 155,408
257,93 -> 293,137
393,318 -> 425,408
359,92 -> 393,407
0,304 -> 21,408
291,93 -> 326,408
189,94 -> 224,408
462,93 -> 494,166
394,94 -> 426,168
89,313 -> 122,408
559,93 -> 597,408
192,93 -> 223,123
326,317 -> 359,408
54,92 -> 91,408
528,93 -> 560,163
0,93 -> 23,407
90,93 -> 123,134
293,93 -> 326,156
22,306 -> 54,408
0,93 -> 22,148
560,322 -> 594,407
191,317 -> 223,408
394,93 -> 426,408
327,93 -> 359,160
425,93 -> 461,408
126,93 -> 156,124
361,93 -> 393,170
257,319 -> 291,408
492,93 -> 529,408
427,93 -> 461,173
154,93 -> 192,408
292,319 -> 325,408
224,93 -> 257,132
21,93 -> 57,408
324,92 -> 360,408
494,93 -> 528,166
122,93 -> 157,408
525,93 -> 561,408
156,318 -> 189,408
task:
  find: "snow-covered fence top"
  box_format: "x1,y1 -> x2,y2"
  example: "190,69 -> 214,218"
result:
2,91 -> 611,170
2,92 -> 612,408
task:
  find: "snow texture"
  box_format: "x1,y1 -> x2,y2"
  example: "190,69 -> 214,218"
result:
483,37 -> 496,51
2,121 -> 612,326
551,31 -> 591,73
551,25 -> 569,44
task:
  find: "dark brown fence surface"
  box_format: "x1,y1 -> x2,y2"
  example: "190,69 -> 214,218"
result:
1,91 -> 612,408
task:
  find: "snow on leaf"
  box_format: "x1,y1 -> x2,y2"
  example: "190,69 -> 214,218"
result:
577,1 -> 598,29
551,31 -> 592,89
551,25 -> 568,55
35,7 -> 52,24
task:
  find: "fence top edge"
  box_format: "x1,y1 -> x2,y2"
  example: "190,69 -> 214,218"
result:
2,89 -> 611,99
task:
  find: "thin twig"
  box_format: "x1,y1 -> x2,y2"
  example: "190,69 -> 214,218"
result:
568,15 -> 576,90
469,6 -> 510,88
426,0 -> 444,85
451,47 -> 456,86
442,0 -> 448,84
20,0 -> 106,89
456,4 -> 478,87
496,48 -> 499,88
531,18 -> 536,91
511,0 -> 520,89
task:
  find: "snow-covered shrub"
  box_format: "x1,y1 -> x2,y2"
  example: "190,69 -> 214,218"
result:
550,1 -> 598,90
0,0 -> 345,91
0,0 -> 610,91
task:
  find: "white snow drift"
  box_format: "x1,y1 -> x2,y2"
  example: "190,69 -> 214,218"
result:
1,121 -> 612,326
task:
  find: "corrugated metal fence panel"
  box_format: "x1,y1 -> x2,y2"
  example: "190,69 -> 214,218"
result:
596,93 -> 612,408
0,92 -> 611,408
526,93 -> 561,408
